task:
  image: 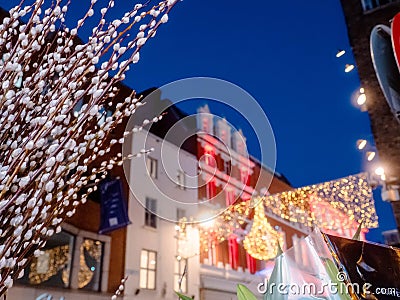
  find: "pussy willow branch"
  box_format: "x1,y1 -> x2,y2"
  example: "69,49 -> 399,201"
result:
0,0 -> 179,294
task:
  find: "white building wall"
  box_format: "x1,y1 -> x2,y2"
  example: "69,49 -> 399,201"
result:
124,131 -> 200,300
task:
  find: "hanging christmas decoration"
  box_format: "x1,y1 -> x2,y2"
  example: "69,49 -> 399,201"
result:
243,201 -> 284,261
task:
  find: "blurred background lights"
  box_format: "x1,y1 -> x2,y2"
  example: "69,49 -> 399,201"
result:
200,219 -> 215,229
375,167 -> 385,177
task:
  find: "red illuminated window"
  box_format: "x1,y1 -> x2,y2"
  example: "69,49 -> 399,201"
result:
206,180 -> 216,199
240,169 -> 249,185
204,145 -> 215,167
246,252 -> 257,274
228,237 -> 239,270
225,190 -> 235,206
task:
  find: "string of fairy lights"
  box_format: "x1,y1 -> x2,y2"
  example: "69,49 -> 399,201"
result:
336,49 -> 386,182
243,201 -> 285,261
191,172 -> 377,260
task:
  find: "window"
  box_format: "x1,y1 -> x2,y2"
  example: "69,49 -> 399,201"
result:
79,239 -> 104,291
220,130 -> 227,144
223,160 -> 232,175
14,75 -> 22,88
73,99 -> 83,118
202,119 -> 209,133
206,180 -> 216,199
225,190 -> 235,206
177,170 -> 186,190
246,252 -> 257,274
146,157 -> 158,179
361,0 -> 400,11
98,107 -> 113,126
145,198 -> 157,228
240,169 -> 249,185
19,231 -> 75,288
140,250 -> 157,290
204,146 -> 215,167
18,226 -> 109,292
228,237 -> 239,270
174,257 -> 188,293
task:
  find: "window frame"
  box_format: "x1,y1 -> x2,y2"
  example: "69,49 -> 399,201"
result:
361,0 -> 400,11
204,147 -> 215,168
225,190 -> 235,206
140,249 -> 157,290
79,238 -> 105,292
18,223 -> 111,293
223,160 -> 232,175
146,156 -> 158,179
145,197 -> 157,229
177,170 -> 186,190
206,180 -> 216,200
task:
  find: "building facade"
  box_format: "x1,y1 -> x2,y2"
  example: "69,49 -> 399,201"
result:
193,104 -> 372,300
123,130 -> 200,300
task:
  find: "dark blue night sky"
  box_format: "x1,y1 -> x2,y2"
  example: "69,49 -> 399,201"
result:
2,0 -> 396,241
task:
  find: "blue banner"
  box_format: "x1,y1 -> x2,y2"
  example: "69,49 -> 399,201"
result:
99,178 -> 131,234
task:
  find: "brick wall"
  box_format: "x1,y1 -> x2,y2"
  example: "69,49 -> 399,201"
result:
340,0 -> 400,184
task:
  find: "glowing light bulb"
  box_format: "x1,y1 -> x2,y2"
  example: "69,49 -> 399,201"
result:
367,151 -> 376,161
200,219 -> 215,229
336,49 -> 346,58
375,167 -> 385,176
357,93 -> 367,106
345,64 -> 355,73
357,139 -> 367,150
360,88 -> 365,93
